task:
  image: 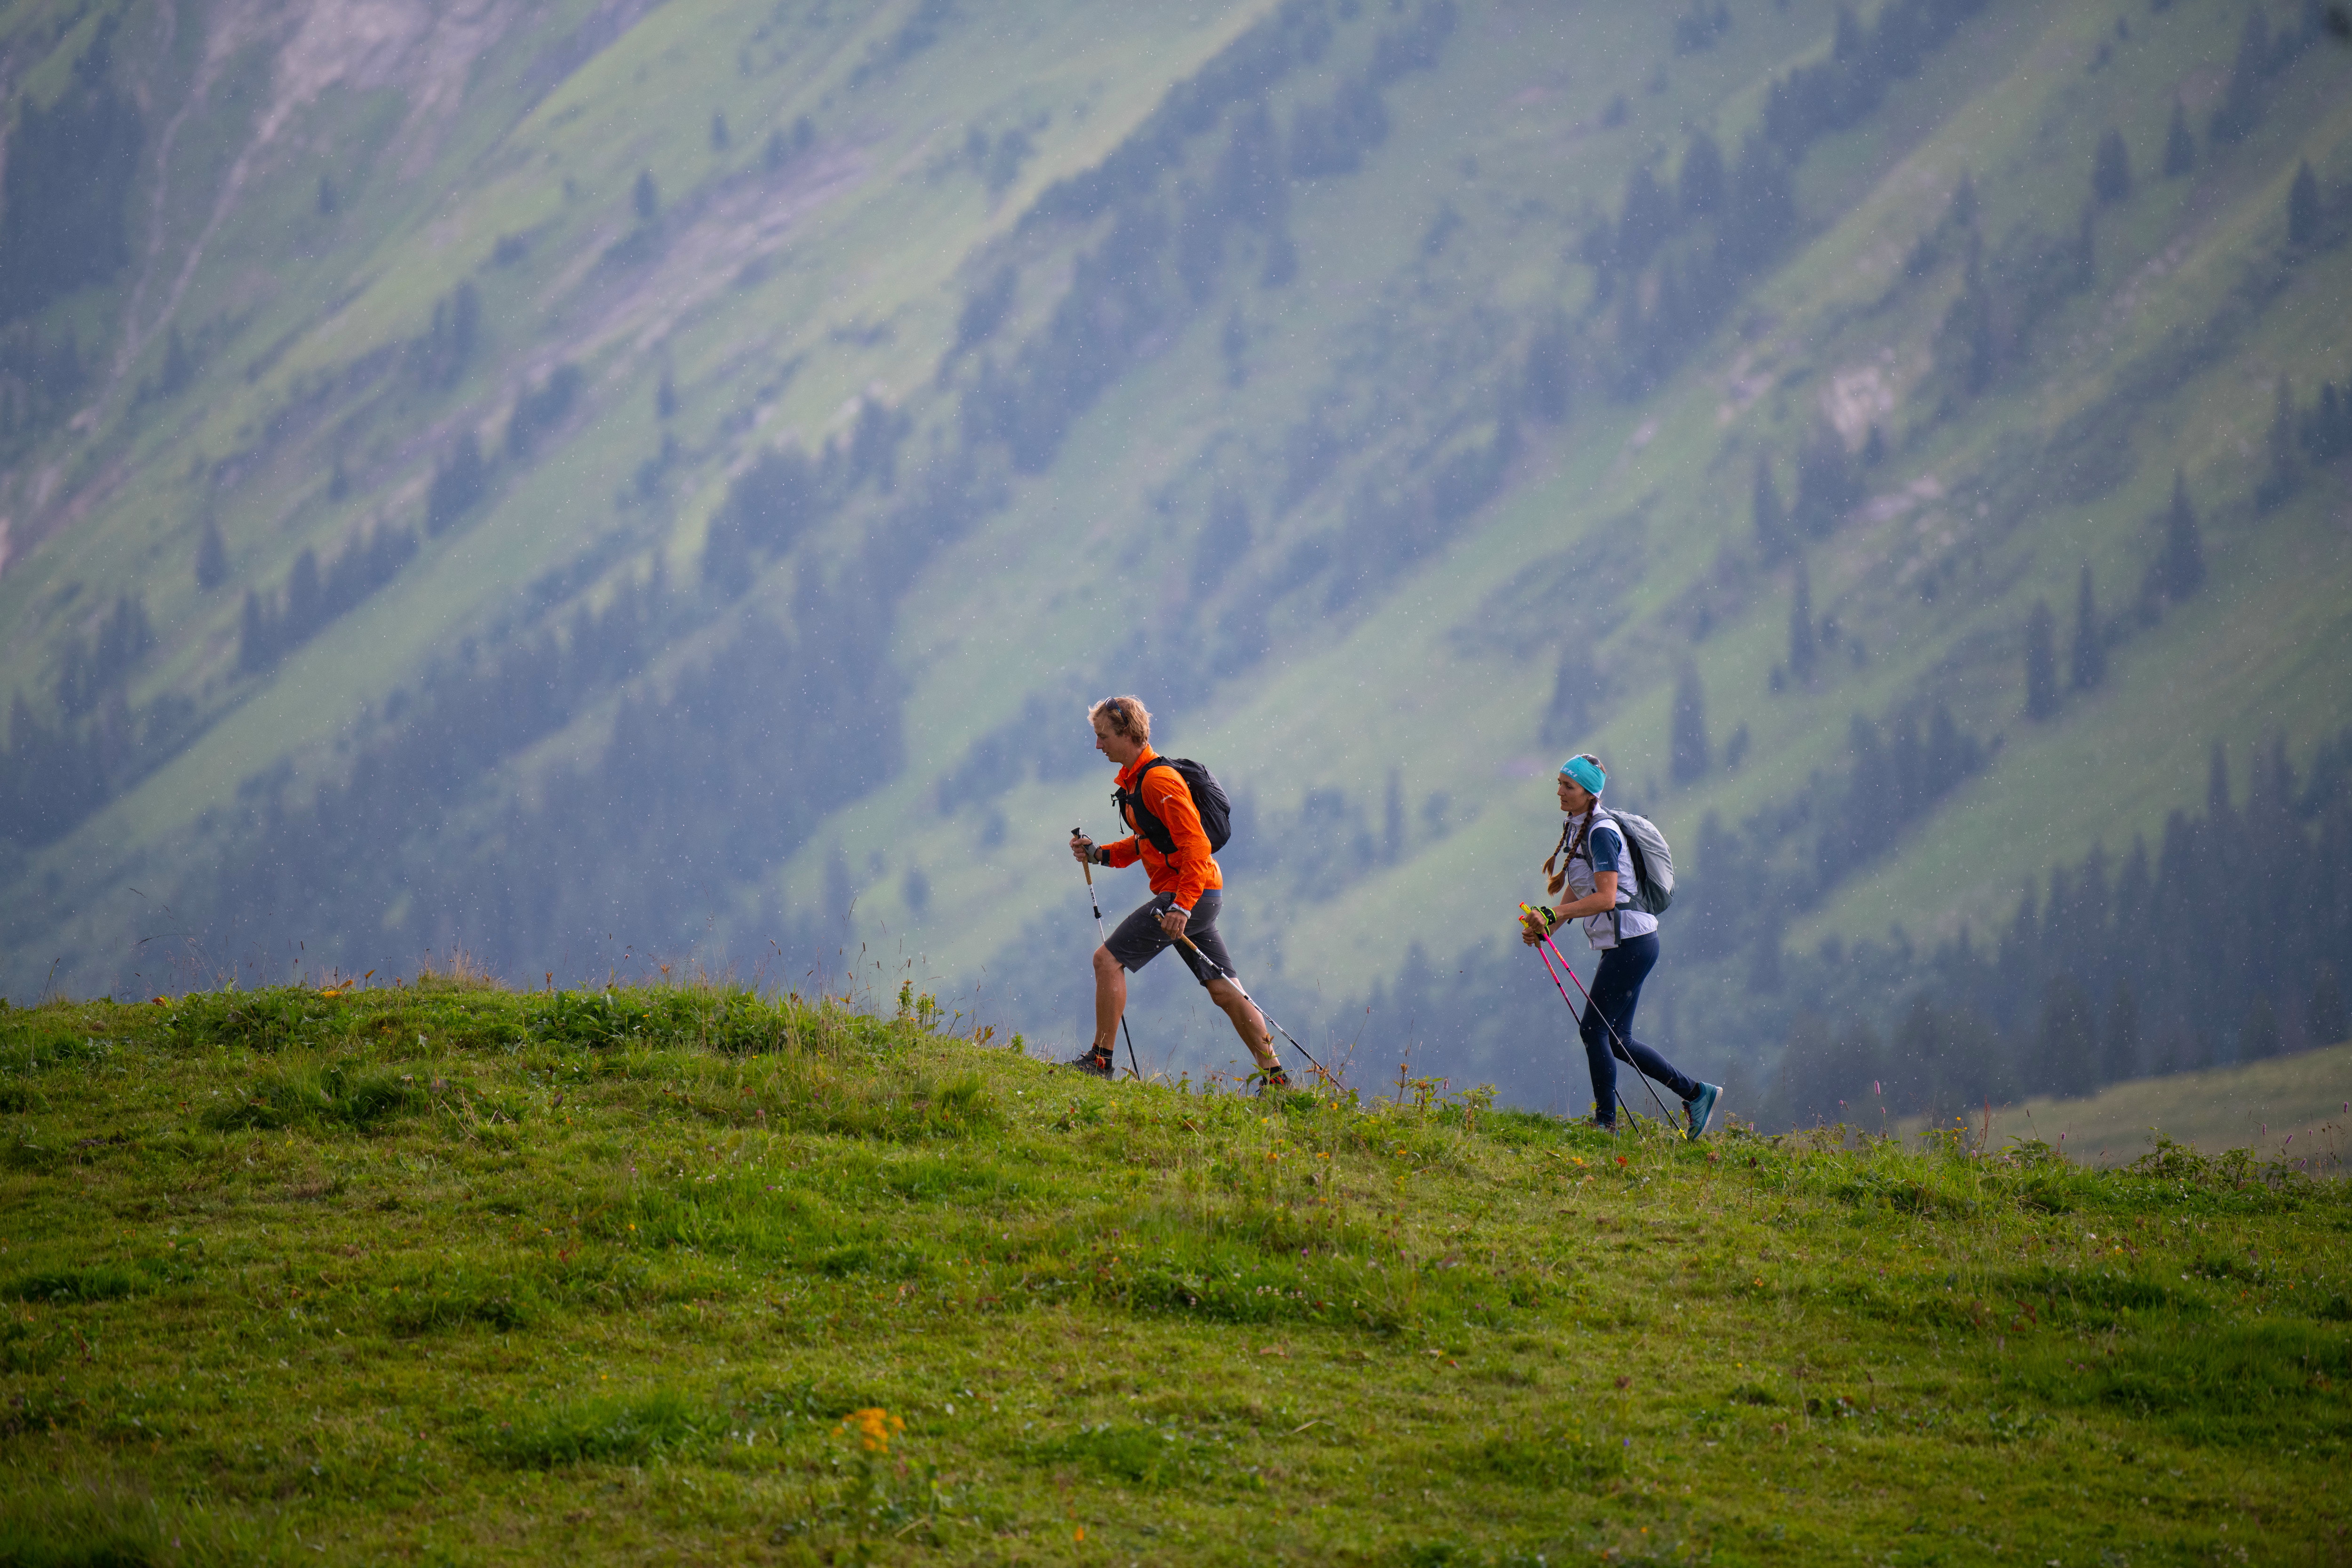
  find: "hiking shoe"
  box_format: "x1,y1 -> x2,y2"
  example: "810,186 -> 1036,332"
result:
1252,1066 -> 1292,1096
1685,1082 -> 1723,1140
1068,1048 -> 1114,1079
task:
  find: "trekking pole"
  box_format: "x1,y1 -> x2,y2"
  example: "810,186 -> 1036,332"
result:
1542,928 -> 1678,1126
1526,926 -> 1639,1128
1522,905 -> 1678,1126
1075,828 -> 1143,1082
1170,932 -> 1331,1085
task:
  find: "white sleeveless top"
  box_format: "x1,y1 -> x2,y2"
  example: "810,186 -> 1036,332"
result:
1559,811 -> 1657,950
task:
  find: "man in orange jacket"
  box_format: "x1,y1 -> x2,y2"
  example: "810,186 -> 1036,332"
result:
1067,695 -> 1287,1086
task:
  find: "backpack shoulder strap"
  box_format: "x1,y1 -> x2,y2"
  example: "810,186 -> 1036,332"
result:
1120,758 -> 1177,853
1589,809 -> 1630,940
1591,810 -> 1642,896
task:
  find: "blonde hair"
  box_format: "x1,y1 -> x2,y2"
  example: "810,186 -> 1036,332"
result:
1089,695 -> 1152,742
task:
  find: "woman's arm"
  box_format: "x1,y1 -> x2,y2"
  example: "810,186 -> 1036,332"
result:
1549,871 -> 1618,926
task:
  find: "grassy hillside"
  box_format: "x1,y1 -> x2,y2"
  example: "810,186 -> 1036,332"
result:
3,980 -> 2349,1563
1,0 -> 2349,1108
1897,1039 -> 2352,1169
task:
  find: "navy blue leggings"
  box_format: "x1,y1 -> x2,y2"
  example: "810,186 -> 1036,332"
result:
1577,933 -> 1702,1125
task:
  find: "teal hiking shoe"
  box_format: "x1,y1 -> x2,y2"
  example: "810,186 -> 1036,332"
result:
1685,1083 -> 1723,1140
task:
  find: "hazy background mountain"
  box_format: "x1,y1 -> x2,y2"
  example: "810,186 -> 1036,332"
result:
3,0 -> 2348,1124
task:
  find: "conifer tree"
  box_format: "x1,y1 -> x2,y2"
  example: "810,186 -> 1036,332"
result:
2310,963 -> 2348,1047
286,549 -> 322,642
2257,375 -> 2300,512
2208,9 -> 2271,144
0,60 -> 142,321
1613,162 -> 1674,269
195,516 -> 228,592
2101,984 -> 2141,1084
633,169 -> 660,224
1788,561 -> 1818,683
1678,129 -> 1725,218
2207,737 -> 2233,826
1752,454 -> 1791,563
2037,977 -> 2098,1099
238,589 -> 272,674
1723,132 -> 1796,265
1543,649 -> 1601,746
427,431 -> 488,536
2091,128 -> 2131,205
2162,469 -> 2205,598
1792,423 -> 1857,536
2241,995 -> 2282,1062
1522,317 -> 1570,422
2287,159 -> 2320,247
1671,662 -> 1710,785
2024,598 -> 2059,719
2069,564 -> 2105,690
1942,234 -> 1994,394
2161,101 -> 2194,178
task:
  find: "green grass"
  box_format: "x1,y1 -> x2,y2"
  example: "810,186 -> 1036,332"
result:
3,980 -> 2349,1563
1898,1041 -> 2352,1170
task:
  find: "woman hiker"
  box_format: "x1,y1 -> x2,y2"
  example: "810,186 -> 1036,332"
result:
1520,753 -> 1723,1138
1066,696 -> 1288,1089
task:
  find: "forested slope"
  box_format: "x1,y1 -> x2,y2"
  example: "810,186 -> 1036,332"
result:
0,0 -> 2347,1121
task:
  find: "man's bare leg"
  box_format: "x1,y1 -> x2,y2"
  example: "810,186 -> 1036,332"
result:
1204,976 -> 1280,1075
1091,945 -> 1128,1057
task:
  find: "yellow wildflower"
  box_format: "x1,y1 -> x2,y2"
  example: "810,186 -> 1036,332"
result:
839,1407 -> 905,1454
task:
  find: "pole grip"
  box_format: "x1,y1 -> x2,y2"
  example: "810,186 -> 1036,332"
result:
1073,827 -> 1093,885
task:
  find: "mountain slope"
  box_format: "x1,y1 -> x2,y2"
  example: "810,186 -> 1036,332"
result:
1,0 -> 2349,1114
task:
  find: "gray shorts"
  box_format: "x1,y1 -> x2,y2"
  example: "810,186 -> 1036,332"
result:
1104,890 -> 1233,987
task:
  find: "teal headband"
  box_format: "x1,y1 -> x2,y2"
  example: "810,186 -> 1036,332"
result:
1559,755 -> 1606,795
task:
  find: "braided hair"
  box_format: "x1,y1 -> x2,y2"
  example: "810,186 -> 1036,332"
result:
1542,754 -> 1607,899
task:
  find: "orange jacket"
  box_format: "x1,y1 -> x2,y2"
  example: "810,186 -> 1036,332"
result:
1101,746 -> 1223,911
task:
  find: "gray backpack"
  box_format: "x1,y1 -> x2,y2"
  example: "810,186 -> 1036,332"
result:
1595,809 -> 1676,916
